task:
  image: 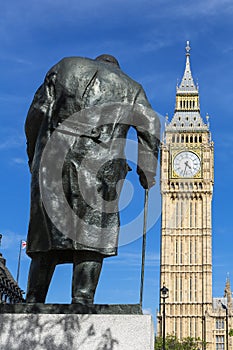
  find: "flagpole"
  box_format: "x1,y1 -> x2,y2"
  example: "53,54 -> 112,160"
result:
139,188 -> 149,308
16,240 -> 22,283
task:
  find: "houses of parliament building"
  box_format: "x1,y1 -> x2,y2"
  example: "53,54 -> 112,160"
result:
157,42 -> 232,350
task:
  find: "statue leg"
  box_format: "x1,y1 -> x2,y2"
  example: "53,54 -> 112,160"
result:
26,253 -> 57,303
72,251 -> 103,304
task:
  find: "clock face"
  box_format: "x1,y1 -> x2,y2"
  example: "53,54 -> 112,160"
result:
173,151 -> 201,178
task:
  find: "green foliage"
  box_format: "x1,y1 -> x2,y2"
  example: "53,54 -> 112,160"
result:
155,334 -> 205,350
229,329 -> 233,337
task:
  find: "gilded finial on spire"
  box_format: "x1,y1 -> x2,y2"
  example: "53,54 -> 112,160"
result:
186,40 -> 191,56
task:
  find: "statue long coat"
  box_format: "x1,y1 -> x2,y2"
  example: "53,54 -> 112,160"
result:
25,56 -> 160,263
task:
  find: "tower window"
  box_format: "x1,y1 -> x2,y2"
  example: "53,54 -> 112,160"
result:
175,276 -> 178,301
174,319 -> 177,336
180,239 -> 183,263
190,202 -> 193,227
180,318 -> 183,339
199,136 -> 202,143
216,319 -> 224,330
189,239 -> 192,263
180,201 -> 184,227
194,238 -> 197,264
189,277 -> 192,301
190,319 -> 193,338
195,136 -> 198,143
194,201 -> 197,227
195,318 -> 198,338
180,276 -> 183,301
175,239 -> 178,264
216,336 -> 225,350
175,201 -> 179,227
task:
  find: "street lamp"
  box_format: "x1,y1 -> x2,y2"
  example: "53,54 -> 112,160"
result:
161,284 -> 169,350
220,301 -> 228,350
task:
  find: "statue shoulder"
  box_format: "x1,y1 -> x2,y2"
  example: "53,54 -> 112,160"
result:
49,56 -> 96,72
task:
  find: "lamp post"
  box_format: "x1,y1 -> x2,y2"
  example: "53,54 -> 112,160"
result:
220,301 -> 228,350
161,284 -> 169,350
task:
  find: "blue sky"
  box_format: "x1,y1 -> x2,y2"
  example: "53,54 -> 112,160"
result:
1,0 -> 233,326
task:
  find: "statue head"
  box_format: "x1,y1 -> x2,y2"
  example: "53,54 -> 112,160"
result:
95,54 -> 120,68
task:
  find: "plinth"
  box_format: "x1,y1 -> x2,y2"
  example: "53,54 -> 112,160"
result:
0,304 -> 154,350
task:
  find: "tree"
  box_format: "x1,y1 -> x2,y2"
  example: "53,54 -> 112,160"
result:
155,334 -> 205,350
154,335 -> 181,350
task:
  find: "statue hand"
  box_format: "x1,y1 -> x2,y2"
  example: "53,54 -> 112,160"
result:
139,172 -> 155,189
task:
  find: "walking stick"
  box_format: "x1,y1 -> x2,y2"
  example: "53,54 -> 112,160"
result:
139,188 -> 149,308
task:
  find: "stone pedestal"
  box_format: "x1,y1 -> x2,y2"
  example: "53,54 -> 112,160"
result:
0,309 -> 154,350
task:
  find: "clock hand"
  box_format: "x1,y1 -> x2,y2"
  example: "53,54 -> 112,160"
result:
185,161 -> 191,169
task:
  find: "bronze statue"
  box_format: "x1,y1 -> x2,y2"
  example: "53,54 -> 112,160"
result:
25,54 -> 160,304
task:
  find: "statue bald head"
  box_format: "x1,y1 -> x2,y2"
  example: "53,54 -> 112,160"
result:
95,54 -> 120,68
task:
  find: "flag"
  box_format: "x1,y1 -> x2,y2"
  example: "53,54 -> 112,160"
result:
21,240 -> 27,249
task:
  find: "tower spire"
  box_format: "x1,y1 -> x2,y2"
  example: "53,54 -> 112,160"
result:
166,41 -> 208,132
177,41 -> 197,93
224,275 -> 232,309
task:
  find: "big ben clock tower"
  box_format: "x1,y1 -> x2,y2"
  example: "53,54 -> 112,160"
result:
158,42 -> 214,342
